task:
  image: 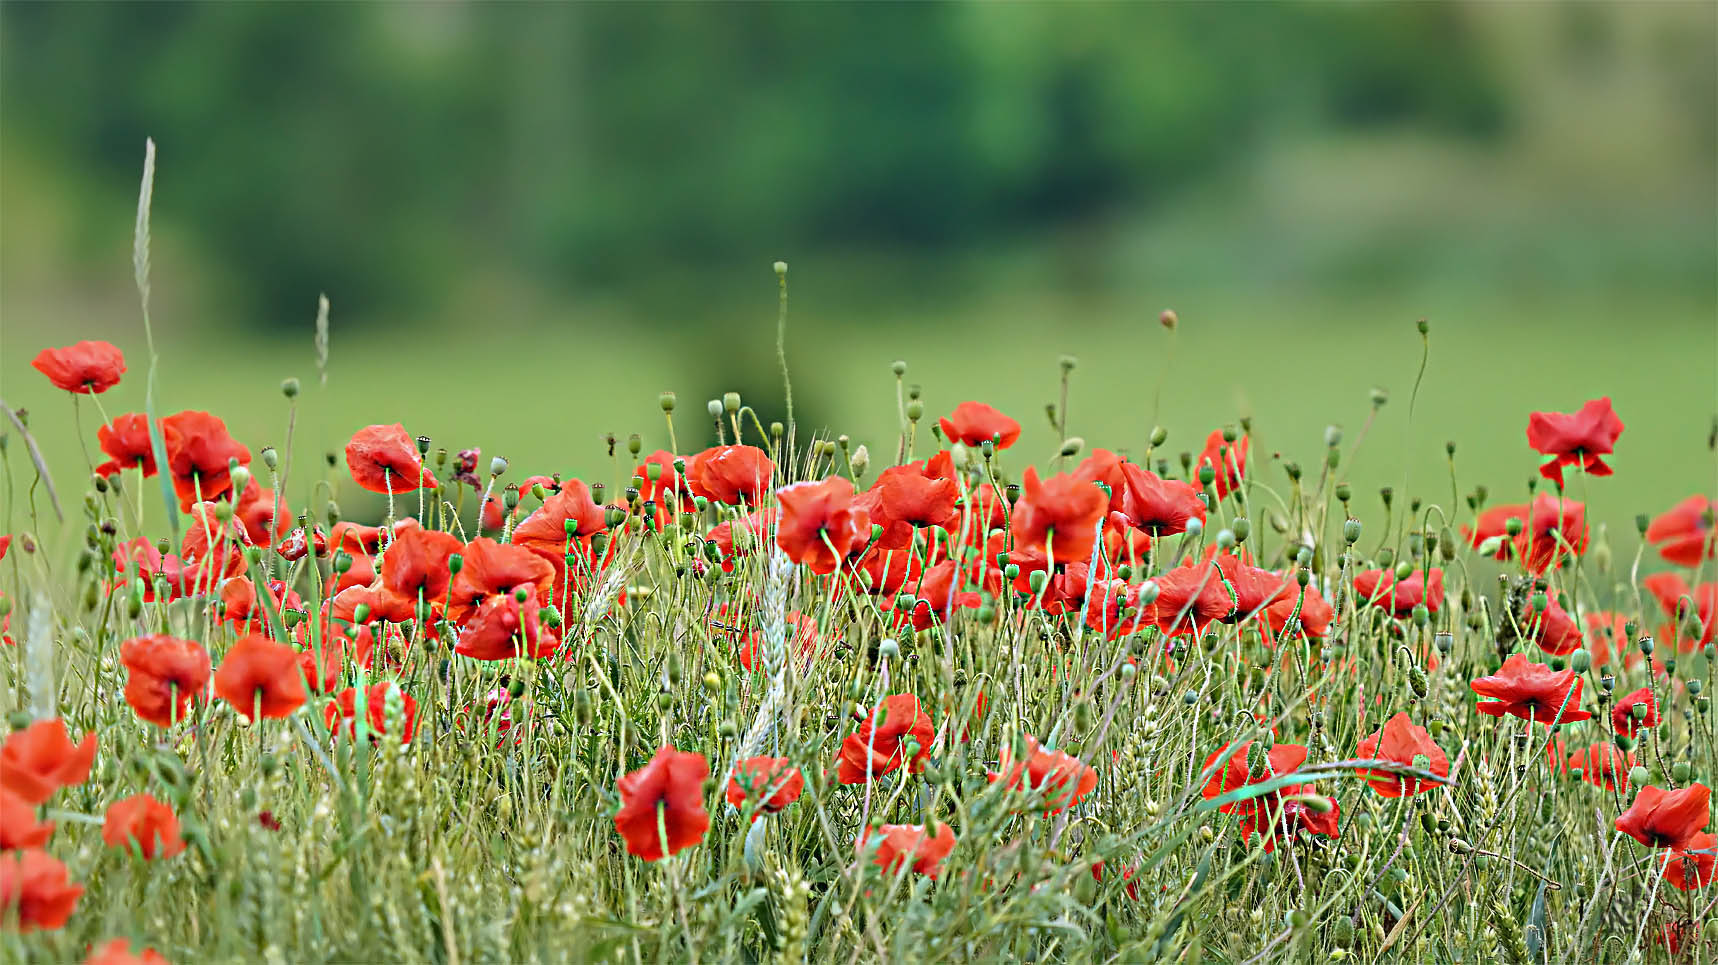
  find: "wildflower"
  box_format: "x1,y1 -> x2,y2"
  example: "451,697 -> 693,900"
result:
231,481 -> 290,547
1074,449 -> 1129,512
775,477 -> 867,574
990,736 -> 1098,814
938,401 -> 1020,449
1352,567 -> 1443,617
0,848 -> 83,932
371,526 -> 463,621
324,682 -> 418,743
0,719 -> 97,804
1662,832 -> 1715,890
876,465 -> 958,530
836,694 -> 935,784
1116,462 -> 1206,535
344,424 -> 437,494
726,757 -> 805,819
1090,860 -> 1140,900
1565,742 -> 1634,791
862,822 -> 956,878
614,746 -> 711,861
1581,610 -> 1628,668
101,793 -> 185,859
446,538 -> 555,624
1646,495 -> 1716,567
119,635 -> 212,728
1526,397 -> 1623,487
905,559 -> 990,630
1195,429 -> 1248,499
1522,592 -> 1583,656
212,633 -> 309,720
1239,785 -> 1341,852
160,410 -> 251,510
112,538 -> 186,602
0,791 -> 54,849
1471,654 -> 1592,724
1611,687 -> 1659,737
31,340 -> 125,394
1009,467 -> 1109,565
1614,784 -> 1711,849
512,479 -> 605,552
685,445 -> 775,505
1643,572 -> 1717,648
84,938 -> 170,965
1201,740 -> 1308,814
1354,712 -> 1449,797
454,586 -> 560,661
1142,561 -> 1236,636
94,413 -> 158,477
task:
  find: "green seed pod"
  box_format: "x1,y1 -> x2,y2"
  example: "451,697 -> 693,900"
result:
1343,519 -> 1362,544
1628,765 -> 1650,788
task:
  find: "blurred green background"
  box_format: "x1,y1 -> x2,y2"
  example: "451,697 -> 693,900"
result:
2,2 -> 1714,538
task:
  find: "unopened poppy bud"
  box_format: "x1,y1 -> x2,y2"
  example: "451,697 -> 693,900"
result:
447,553 -> 463,575
212,501 -> 234,524
508,679 -> 527,699
879,639 -> 900,660
1026,569 -> 1049,593
1628,765 -> 1651,788
353,602 -> 372,624
1231,518 -> 1251,543
1002,563 -> 1021,582
1504,516 -> 1523,537
1246,743 -> 1269,774
1369,387 -> 1388,408
1198,464 -> 1216,487
723,392 -> 741,414
1295,568 -> 1310,587
906,400 -> 924,422
1343,519 -> 1362,544
1671,761 -> 1692,783
282,377 -> 300,399
1158,309 -> 1177,329
1216,529 -> 1236,551
1475,535 -> 1504,557
1053,436 -> 1084,459
1391,561 -> 1412,582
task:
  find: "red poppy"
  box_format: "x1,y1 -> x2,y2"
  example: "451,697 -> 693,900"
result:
180,501 -> 250,589
1091,860 -> 1141,900
1352,567 -> 1443,617
634,449 -> 688,506
161,411 -> 251,509
1581,611 -> 1628,668
0,791 -> 54,850
324,682 -> 418,743
0,848 -> 83,932
330,520 -> 387,555
1614,783 -> 1711,849
1565,742 -> 1634,791
1201,741 -> 1308,814
685,445 -> 774,505
1195,429 -> 1247,499
939,401 -> 1020,450
1526,397 -> 1623,487
1116,462 -> 1206,536
848,547 -> 922,598
102,793 -> 185,859
212,633 -> 308,720
1643,572 -> 1717,648
84,938 -> 170,965
1010,467 -> 1108,565
0,719 -> 97,804
372,526 -> 463,621
877,465 -> 958,530
836,694 -> 935,784
614,746 -> 711,861
296,641 -> 344,695
1263,577 -> 1333,640
454,586 -> 559,661
1470,654 -> 1592,724
273,525 -> 327,563
863,822 -> 956,878
1354,712 -> 1449,798
706,507 -> 778,563
904,559 -> 989,630
1522,593 -> 1582,656
447,538 -> 555,624
512,479 -> 605,550
1646,495 -> 1716,568
234,482 -> 290,547
343,424 -> 435,494
218,578 -> 302,630
120,635 -> 212,728
774,477 -> 866,574
725,756 -> 805,818
94,413 -> 158,477
112,538 -> 186,602
1612,687 -> 1659,737
32,340 -> 125,394
1238,785 -> 1341,853
456,687 -> 530,748
726,608 -> 821,672
1142,561 -> 1236,635
1517,494 -> 1588,575
1662,832 -> 1715,890
990,736 -> 1097,814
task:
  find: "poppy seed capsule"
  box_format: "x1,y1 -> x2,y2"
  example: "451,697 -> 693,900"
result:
1231,519 -> 1251,543
705,399 -> 723,419
906,400 -> 924,422
723,392 -> 741,413
489,456 -> 508,477
282,377 -> 300,398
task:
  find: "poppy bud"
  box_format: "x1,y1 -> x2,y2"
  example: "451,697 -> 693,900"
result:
213,500 -> 234,524
446,553 -> 463,576
1246,742 -> 1269,774
1628,765 -> 1650,788
1198,464 -> 1216,487
723,392 -> 741,414
878,639 -> 900,660
1231,518 -> 1251,543
282,378 -> 300,399
488,456 -> 508,478
705,399 -> 723,420
1671,761 -> 1692,783
1216,529 -> 1236,551
1343,519 -> 1362,544
1391,561 -> 1412,582
906,400 -> 924,422
1060,437 -> 1084,458
1028,570 -> 1048,593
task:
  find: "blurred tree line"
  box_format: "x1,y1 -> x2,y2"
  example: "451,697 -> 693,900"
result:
2,3 -> 1508,330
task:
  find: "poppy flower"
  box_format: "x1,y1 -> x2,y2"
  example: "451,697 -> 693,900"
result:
1581,611 -> 1628,669
456,687 -> 530,748
1142,561 -> 1236,636
863,822 -> 956,878
1091,860 -> 1141,900
1352,568 -> 1443,617
614,746 -> 711,861
1565,742 -> 1634,791
31,340 -> 125,394
512,479 -> 605,550
1201,741 -> 1309,814
161,411 -> 251,509
1515,494 -> 1589,575
371,526 -> 463,621
233,482 -> 290,547
180,501 -> 250,589
330,520 -> 387,555
0,718 -> 97,804
685,445 -> 774,505
1010,467 -> 1108,565
836,694 -> 935,784
1614,783 -> 1711,849
0,791 -> 54,850
1238,784 -> 1341,852
774,477 -> 866,574
212,633 -> 308,720
848,547 -> 921,598
94,413 -> 158,478
1117,462 -> 1206,536
1522,593 -> 1582,656
1643,573 -> 1717,648
1263,577 -> 1333,640
344,424 -> 436,494
634,449 -> 688,507
0,848 -> 83,932
218,578 -> 302,630
1213,554 -> 1296,623
1470,654 -> 1592,724
1612,687 -> 1659,737
454,586 -> 560,661
1662,832 -> 1715,890
721,607 -> 821,672
705,508 -> 778,563
101,793 -> 185,859
1195,429 -> 1247,500
1646,495 -> 1716,568
938,401 -> 1020,450
296,642 -> 344,695
84,938 -> 170,965
1354,712 -> 1449,797
119,635 -> 212,728
446,538 -> 555,622
112,538 -> 186,602
273,525 -> 327,563
989,736 -> 1098,814
1526,397 -> 1623,487
876,466 -> 958,530
904,559 -> 988,630
725,756 -> 805,818
324,682 -> 418,743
